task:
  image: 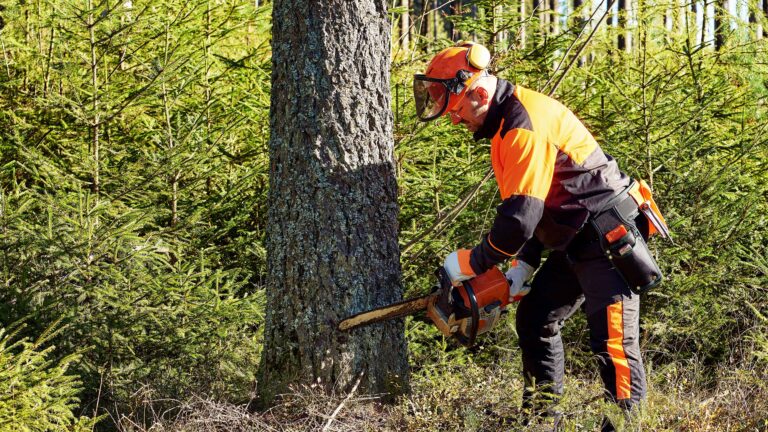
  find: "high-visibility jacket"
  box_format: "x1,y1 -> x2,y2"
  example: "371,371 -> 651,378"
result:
469,79 -> 630,273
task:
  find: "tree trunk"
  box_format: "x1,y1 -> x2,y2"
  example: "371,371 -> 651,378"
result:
764,0 -> 768,28
258,0 -> 409,406
571,0 -> 587,65
431,0 -> 439,41
443,0 -> 457,41
533,0 -> 544,39
753,0 -> 762,39
617,0 -> 629,52
550,0 -> 560,35
401,0 -> 411,48
538,0 -> 549,36
700,0 -> 708,47
87,0 -> 100,198
414,0 -> 429,48
493,4 -> 504,47
520,0 -> 527,49
714,0 -> 728,50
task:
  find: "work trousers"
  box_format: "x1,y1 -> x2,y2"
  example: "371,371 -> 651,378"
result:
516,218 -> 648,409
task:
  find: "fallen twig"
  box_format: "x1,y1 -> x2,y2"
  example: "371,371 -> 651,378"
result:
321,372 -> 365,432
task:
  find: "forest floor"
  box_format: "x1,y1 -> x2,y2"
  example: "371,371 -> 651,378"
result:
138,360 -> 767,432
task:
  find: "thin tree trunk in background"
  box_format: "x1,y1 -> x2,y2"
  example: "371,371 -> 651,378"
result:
205,2 -> 213,192
674,0 -> 684,34
761,0 -> 768,38
162,24 -> 179,228
43,23 -> 54,97
617,0 -> 628,51
493,4 -> 503,47
418,0 -> 428,39
603,0 -> 616,58
572,0 -> 588,65
401,0 -> 410,48
533,0 -> 544,40
572,0 -> 582,61
87,0 -> 100,198
679,0 -> 686,32
501,1 -> 509,43
36,1 -> 45,56
753,0 -> 762,39
714,0 -> 727,49
551,0 -> 560,34
443,0 -> 457,41
573,0 -> 582,10
690,0 -> 699,43
701,0 -> 708,47
432,0 -> 438,41
259,0 -> 409,407
412,0 -> 427,50
520,0 -> 527,49
23,3 -> 29,90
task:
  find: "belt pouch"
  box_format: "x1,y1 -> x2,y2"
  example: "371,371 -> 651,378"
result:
591,208 -> 663,294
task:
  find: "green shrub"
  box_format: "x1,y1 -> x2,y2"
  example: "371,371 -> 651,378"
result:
0,321 -> 97,432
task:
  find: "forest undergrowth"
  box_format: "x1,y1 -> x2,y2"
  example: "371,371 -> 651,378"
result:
141,357 -> 768,431
0,0 -> 767,430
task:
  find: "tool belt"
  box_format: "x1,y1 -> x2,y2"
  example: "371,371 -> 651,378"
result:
588,179 -> 668,294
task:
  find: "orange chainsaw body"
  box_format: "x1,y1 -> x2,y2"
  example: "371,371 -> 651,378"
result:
427,267 -> 511,347
338,266 -> 513,348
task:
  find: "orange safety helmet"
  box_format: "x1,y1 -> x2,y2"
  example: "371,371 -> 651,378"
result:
413,42 -> 491,121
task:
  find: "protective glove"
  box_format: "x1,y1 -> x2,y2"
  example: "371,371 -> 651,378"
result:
506,259 -> 534,302
443,249 -> 475,286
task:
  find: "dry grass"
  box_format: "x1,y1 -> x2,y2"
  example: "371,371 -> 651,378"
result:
114,386 -> 399,432
120,359 -> 768,432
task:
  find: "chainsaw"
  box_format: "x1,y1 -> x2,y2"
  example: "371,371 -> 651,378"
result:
338,267 -> 513,348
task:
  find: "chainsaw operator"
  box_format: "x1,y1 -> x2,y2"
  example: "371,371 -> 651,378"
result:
414,42 -> 668,427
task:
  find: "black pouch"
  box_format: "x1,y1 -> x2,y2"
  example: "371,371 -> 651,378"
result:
591,206 -> 663,294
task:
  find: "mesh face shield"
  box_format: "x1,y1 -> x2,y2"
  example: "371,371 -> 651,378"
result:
413,70 -> 475,122
413,75 -> 450,121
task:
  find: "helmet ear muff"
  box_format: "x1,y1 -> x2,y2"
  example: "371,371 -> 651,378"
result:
458,41 -> 491,70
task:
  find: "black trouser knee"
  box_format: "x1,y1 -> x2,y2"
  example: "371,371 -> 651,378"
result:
515,251 -> 584,409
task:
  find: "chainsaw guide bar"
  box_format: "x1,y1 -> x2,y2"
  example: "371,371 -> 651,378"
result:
338,295 -> 432,331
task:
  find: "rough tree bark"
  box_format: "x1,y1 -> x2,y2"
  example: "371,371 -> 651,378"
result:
257,0 -> 409,406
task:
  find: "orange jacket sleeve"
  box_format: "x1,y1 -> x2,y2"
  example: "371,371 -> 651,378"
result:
470,128 -> 557,274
